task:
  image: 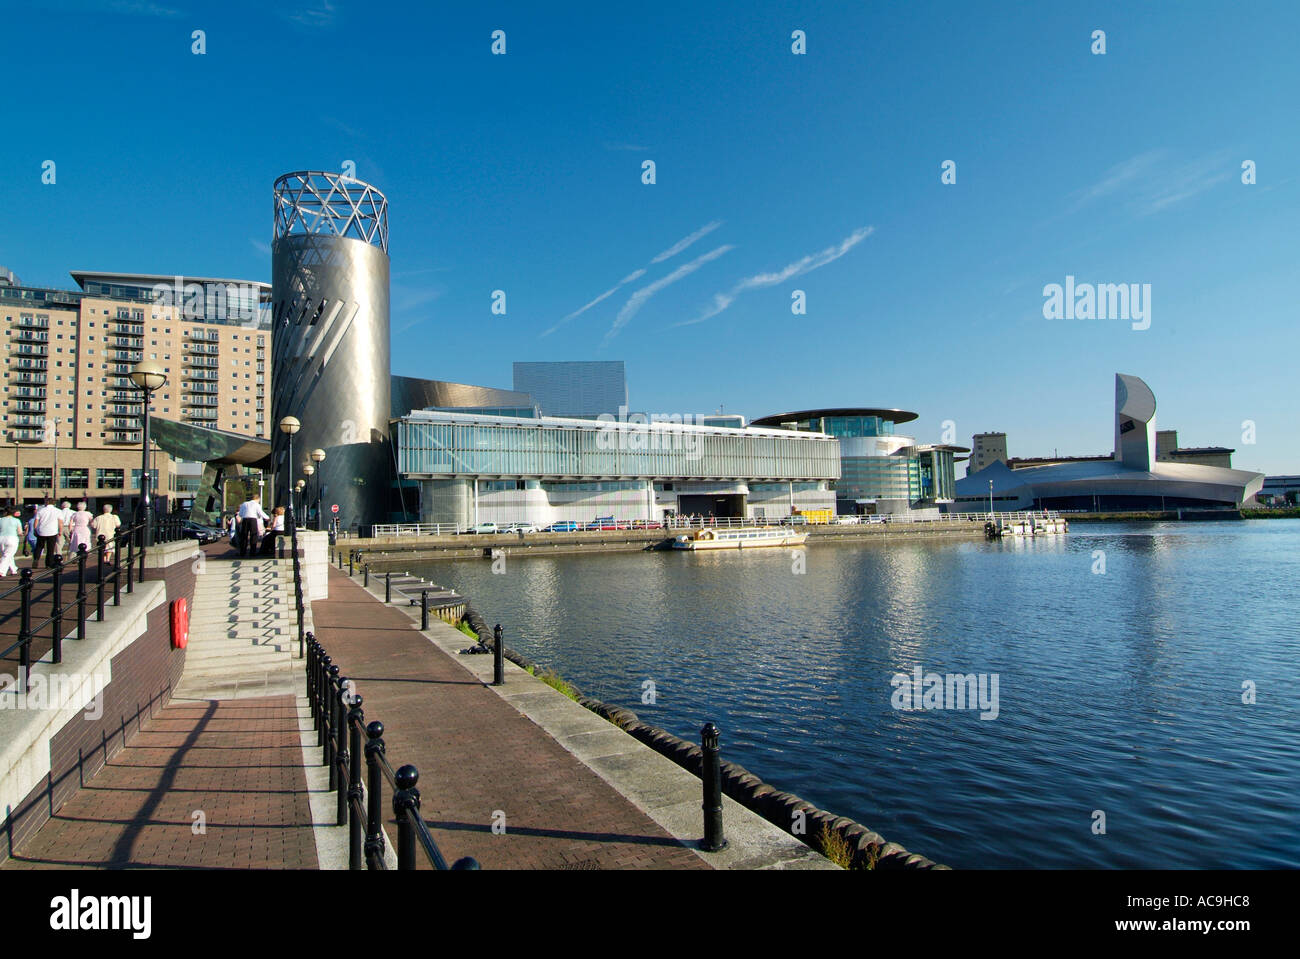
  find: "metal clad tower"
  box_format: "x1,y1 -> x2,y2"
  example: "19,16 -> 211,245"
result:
272,171 -> 391,532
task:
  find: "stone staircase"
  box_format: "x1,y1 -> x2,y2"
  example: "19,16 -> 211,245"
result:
174,557 -> 303,701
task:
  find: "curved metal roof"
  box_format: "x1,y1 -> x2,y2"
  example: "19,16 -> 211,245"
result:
750,407 -> 920,427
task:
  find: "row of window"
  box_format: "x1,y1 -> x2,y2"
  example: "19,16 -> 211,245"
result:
0,468 -> 158,489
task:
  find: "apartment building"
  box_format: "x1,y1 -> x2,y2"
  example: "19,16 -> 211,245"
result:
0,268 -> 270,508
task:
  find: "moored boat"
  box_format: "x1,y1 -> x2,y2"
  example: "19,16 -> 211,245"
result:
671,526 -> 809,550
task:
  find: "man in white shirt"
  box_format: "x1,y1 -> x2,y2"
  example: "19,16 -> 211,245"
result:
34,499 -> 63,568
236,493 -> 269,557
58,500 -> 73,553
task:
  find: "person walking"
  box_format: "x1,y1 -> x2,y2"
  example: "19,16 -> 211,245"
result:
58,500 -> 74,554
68,501 -> 93,555
91,504 -> 122,563
237,493 -> 269,558
259,505 -> 286,556
22,509 -> 36,557
0,507 -> 22,577
33,498 -> 63,568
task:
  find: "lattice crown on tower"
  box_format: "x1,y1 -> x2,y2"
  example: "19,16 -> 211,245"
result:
273,171 -> 389,253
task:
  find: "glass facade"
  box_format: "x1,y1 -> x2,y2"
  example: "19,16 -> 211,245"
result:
398,413 -> 839,481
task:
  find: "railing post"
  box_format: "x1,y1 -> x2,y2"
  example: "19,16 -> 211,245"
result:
137,521 -> 146,584
325,663 -> 339,777
492,623 -> 504,686
110,534 -> 121,606
126,528 -> 135,594
348,551 -> 353,577
385,572 -> 391,603
364,721 -> 386,868
363,564 -> 369,588
392,764 -> 421,871
75,545 -> 88,642
94,536 -> 106,619
336,676 -> 350,825
421,590 -> 428,630
347,695 -> 364,868
17,568 -> 33,694
306,634 -> 317,726
700,722 -> 728,852
50,554 -> 64,665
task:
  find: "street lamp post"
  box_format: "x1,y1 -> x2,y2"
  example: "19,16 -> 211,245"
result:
129,361 -> 167,547
295,479 -> 306,521
310,448 -> 326,530
301,465 -> 314,528
279,416 -> 301,537
989,479 -> 994,517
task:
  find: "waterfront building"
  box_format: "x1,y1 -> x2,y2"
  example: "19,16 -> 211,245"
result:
1255,476 -> 1300,505
749,408 -> 965,515
951,374 -> 1264,511
969,432 -> 1008,472
0,266 -> 271,510
394,408 -> 839,528
512,361 -> 628,418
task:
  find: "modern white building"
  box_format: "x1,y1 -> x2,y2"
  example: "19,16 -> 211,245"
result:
395,409 -> 839,528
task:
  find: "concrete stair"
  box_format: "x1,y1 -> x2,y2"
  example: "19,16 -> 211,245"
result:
174,558 -> 304,701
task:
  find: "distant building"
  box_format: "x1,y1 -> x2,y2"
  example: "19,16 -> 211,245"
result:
952,374 -> 1263,511
395,409 -> 838,527
1256,476 -> 1300,505
751,408 -> 965,515
1156,430 -> 1234,469
970,432 -> 1008,472
512,361 -> 627,418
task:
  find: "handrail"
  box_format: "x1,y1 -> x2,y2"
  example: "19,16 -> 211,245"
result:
306,631 -> 480,871
0,519 -> 166,694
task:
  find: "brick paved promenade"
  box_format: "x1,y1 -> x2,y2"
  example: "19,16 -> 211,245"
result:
3,696 -> 317,869
310,566 -> 709,870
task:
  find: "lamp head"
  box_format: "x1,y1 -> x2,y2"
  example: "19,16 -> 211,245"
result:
279,415 -> 301,436
302,464 -> 315,476
310,448 -> 326,463
129,360 -> 167,392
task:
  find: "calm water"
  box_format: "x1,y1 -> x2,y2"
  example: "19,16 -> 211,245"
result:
408,521 -> 1300,868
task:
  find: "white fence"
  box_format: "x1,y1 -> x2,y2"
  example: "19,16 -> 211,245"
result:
369,511 -> 1062,538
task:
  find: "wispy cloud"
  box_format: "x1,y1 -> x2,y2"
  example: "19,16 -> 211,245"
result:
543,222 -> 722,337
1069,149 -> 1236,216
603,245 -> 734,345
284,0 -> 337,28
674,227 -> 873,328
650,220 -> 722,263
250,238 -> 271,257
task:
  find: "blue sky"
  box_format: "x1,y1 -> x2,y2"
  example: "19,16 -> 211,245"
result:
3,0 -> 1297,474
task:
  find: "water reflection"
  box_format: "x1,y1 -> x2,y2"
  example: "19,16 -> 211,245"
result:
411,521 -> 1300,868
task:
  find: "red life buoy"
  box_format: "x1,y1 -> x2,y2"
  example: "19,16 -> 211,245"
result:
170,598 -> 189,649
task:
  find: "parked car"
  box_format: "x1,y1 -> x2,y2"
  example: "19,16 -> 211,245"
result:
630,520 -> 664,529
832,515 -> 861,525
503,523 -> 538,534
180,520 -> 222,544
464,522 -> 499,534
543,521 -> 582,532
867,515 -> 889,524
782,515 -> 809,526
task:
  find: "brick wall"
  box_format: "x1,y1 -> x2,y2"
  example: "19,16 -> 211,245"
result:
2,559 -> 194,861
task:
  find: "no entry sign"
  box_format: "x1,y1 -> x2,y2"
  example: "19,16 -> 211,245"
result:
331,504 -> 340,514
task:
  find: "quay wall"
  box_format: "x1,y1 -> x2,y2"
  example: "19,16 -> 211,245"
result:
346,521 -> 986,566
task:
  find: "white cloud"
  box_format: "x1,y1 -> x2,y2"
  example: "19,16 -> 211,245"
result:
675,226 -> 874,327
603,245 -> 734,345
544,223 -> 722,337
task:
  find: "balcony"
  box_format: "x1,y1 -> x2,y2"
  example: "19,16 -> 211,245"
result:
14,373 -> 47,385
14,388 -> 47,399
10,428 -> 46,443
188,370 -> 219,381
110,350 -> 143,362
10,401 -> 46,413
187,357 -> 219,369
17,316 -> 50,329
106,432 -> 142,445
187,328 -> 220,341
110,391 -> 142,403
13,329 -> 50,343
13,358 -> 47,371
185,343 -> 221,354
186,396 -> 219,407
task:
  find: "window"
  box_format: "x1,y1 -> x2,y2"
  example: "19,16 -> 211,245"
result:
61,467 -> 89,488
24,467 -> 52,488
97,468 -> 125,489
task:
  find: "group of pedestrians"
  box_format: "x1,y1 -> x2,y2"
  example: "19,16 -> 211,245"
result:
0,500 -> 122,577
226,493 -> 286,557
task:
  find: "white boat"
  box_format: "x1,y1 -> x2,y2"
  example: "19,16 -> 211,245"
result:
993,515 -> 1069,537
671,526 -> 809,550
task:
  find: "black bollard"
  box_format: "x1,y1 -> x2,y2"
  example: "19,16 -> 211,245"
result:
421,590 -> 429,630
700,722 -> 728,852
492,623 -> 504,686
385,571 -> 391,603
364,564 -> 369,588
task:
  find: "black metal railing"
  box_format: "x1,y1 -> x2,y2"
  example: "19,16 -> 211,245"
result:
0,523 -> 143,694
288,520 -> 306,658
305,631 -> 480,871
